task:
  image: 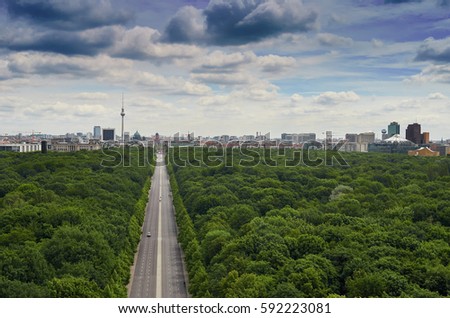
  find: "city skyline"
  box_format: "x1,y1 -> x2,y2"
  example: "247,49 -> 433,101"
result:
1,1 -> 450,138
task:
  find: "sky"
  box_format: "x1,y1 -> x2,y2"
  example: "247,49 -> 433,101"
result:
0,0 -> 449,139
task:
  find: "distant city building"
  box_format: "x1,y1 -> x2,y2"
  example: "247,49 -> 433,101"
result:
344,133 -> 358,151
357,132 -> 375,152
0,143 -> 41,153
368,134 -> 417,154
358,132 -> 375,144
430,144 -> 450,156
241,135 -> 255,141
124,132 -> 130,143
133,131 -> 142,141
295,133 -> 315,143
388,121 -> 400,138
102,128 -> 115,141
408,147 -> 439,157
281,133 -> 316,144
406,123 -> 421,144
93,126 -> 101,139
345,133 -> 358,143
326,131 -> 332,149
422,132 -> 430,144
405,122 -> 430,145
343,132 -> 375,152
50,140 -> 101,152
221,135 -> 230,143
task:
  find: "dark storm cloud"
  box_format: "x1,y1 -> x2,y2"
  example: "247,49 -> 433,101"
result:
2,27 -> 118,56
4,0 -> 132,30
380,0 -> 447,5
415,37 -> 450,63
163,0 -> 317,45
383,0 -> 421,3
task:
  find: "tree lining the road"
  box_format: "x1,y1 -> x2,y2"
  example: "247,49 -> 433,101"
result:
168,147 -> 450,297
0,148 -> 154,297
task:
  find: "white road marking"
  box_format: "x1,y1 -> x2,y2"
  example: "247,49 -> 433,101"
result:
156,166 -> 163,298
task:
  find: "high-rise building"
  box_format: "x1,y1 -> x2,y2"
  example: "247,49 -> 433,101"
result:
406,123 -> 421,144
124,132 -> 130,143
102,128 -> 115,141
326,131 -> 332,149
358,132 -> 375,144
93,126 -> 101,139
357,132 -> 375,152
345,133 -> 358,143
422,132 -> 430,144
388,122 -> 400,137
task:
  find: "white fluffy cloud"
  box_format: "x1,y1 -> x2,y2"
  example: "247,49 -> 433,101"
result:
75,92 -> 110,100
317,33 -> 353,47
183,82 -> 212,95
257,54 -> 296,72
7,52 -> 132,77
313,91 -> 360,105
428,92 -> 447,100
408,64 -> 450,83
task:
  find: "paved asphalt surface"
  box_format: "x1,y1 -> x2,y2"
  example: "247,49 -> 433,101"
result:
129,153 -> 188,298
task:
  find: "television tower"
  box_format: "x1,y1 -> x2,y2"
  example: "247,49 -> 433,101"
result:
120,93 -> 125,145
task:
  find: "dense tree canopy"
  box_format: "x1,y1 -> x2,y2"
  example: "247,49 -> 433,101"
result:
0,147 -> 154,297
169,148 -> 450,297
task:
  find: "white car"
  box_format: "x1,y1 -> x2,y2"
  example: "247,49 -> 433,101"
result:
146,232 -> 151,237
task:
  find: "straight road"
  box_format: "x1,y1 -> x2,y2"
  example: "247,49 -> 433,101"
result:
129,153 -> 188,298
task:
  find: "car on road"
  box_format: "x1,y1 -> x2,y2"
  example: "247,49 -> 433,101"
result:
146,232 -> 151,237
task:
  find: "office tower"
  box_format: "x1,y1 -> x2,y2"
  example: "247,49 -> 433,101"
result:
93,126 -> 101,139
406,123 -> 421,144
326,131 -> 332,149
102,128 -> 115,141
388,121 -> 400,137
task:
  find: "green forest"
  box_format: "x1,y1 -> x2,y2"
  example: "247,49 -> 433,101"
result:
168,147 -> 450,297
0,148 -> 154,297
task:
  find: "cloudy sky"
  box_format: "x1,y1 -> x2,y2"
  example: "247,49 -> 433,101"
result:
0,0 -> 449,139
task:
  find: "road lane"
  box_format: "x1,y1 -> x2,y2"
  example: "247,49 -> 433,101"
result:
129,153 -> 188,298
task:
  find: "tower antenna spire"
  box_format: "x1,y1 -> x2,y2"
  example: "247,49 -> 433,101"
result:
121,92 -> 125,146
